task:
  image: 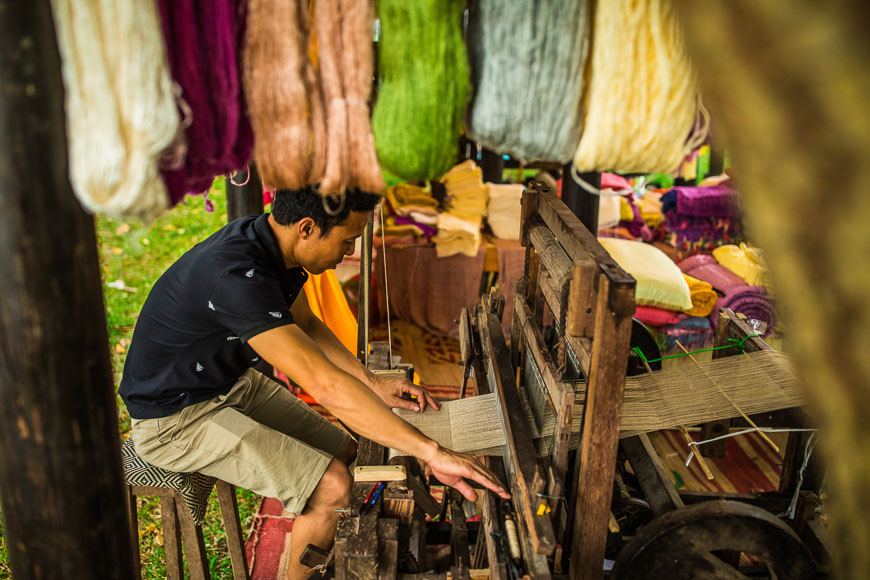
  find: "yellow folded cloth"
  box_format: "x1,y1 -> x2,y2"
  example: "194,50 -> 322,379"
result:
713,243 -> 773,294
681,274 -> 718,317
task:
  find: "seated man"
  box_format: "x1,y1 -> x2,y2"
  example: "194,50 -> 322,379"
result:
120,187 -> 508,579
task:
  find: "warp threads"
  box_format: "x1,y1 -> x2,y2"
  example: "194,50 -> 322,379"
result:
51,0 -> 179,220
373,0 -> 470,181
573,0 -> 706,174
158,0 -> 253,204
467,0 -> 592,163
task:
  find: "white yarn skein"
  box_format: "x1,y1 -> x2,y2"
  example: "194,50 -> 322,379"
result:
467,0 -> 591,163
51,0 -> 180,220
573,0 -> 705,174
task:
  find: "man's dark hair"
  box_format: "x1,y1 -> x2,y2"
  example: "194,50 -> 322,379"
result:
271,187 -> 381,237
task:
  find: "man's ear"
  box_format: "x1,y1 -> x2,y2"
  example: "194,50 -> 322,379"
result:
297,217 -> 318,240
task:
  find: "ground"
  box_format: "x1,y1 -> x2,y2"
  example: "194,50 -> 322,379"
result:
0,181 -> 260,579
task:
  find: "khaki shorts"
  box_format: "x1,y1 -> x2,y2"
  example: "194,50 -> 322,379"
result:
131,369 -> 354,515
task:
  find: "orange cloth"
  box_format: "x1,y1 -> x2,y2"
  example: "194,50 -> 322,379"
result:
681,273 -> 718,317
303,270 -> 358,352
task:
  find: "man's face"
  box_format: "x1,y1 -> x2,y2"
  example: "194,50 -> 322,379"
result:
298,210 -> 370,274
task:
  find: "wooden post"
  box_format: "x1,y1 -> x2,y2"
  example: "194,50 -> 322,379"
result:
560,167 -> 600,234
0,1 -> 136,578
225,164 -> 263,221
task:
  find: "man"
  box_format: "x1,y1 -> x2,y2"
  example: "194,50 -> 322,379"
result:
120,187 -> 508,579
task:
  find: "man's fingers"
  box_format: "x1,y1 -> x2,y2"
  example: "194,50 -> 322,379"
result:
423,390 -> 441,411
451,479 -> 479,502
392,396 -> 421,412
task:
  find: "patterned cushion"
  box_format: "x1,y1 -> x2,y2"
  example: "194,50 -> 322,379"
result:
121,438 -> 215,525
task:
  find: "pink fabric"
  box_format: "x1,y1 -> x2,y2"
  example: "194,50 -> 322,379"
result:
679,254 -> 746,293
601,172 -> 633,191
634,305 -> 686,328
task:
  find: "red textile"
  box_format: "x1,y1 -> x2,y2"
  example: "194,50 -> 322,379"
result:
634,305 -> 686,327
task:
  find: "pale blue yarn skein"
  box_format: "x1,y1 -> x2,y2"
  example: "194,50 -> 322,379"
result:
466,0 -> 591,163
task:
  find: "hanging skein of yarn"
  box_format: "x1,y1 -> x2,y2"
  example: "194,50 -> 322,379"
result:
158,0 -> 253,204
573,0 -> 707,175
313,0 -> 385,196
466,0 -> 592,163
372,0 -> 470,182
338,0 -> 386,194
244,0 -> 312,191
50,0 -> 179,220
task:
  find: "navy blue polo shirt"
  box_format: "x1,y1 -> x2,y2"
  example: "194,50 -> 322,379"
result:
119,214 -> 308,419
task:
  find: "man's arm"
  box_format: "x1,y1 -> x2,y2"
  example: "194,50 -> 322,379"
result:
247,324 -> 508,501
290,292 -> 439,412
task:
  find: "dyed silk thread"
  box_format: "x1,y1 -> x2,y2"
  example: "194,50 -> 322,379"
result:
467,0 -> 592,163
573,0 -> 706,174
372,0 -> 470,181
51,0 -> 179,220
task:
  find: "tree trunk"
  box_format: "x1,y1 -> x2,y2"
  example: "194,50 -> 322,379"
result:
673,2 -> 870,577
0,1 -> 135,577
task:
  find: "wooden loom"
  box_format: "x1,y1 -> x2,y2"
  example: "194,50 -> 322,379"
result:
327,182 -> 829,579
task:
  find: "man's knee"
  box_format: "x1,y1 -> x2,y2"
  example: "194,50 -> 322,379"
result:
337,439 -> 358,466
308,459 -> 351,511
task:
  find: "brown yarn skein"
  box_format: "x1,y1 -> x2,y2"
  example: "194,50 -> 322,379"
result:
243,0 -> 312,190
313,0 -> 349,196
341,0 -> 386,194
303,1 -> 327,183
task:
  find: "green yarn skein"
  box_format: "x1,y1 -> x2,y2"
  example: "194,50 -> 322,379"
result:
373,0 -> 470,181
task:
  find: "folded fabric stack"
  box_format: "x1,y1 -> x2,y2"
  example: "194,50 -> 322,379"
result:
434,160 -> 488,257
379,183 -> 439,240
679,254 -> 777,337
661,185 -> 743,256
486,183 -> 524,240
713,243 -> 774,295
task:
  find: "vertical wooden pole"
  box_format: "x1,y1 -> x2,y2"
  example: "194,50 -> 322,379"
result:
561,167 -> 600,234
225,164 -> 263,222
569,278 -> 633,580
0,1 -> 135,578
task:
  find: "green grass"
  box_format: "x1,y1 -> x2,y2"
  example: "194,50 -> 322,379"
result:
0,182 -> 262,579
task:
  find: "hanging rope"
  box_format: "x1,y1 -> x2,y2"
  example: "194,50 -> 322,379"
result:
372,0 -> 470,181
50,0 -> 180,220
573,0 -> 708,174
466,0 -> 592,163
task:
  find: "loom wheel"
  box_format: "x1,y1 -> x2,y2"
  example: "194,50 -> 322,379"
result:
611,501 -> 816,580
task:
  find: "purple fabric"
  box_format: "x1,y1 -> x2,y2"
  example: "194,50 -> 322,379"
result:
394,216 -> 437,238
679,255 -> 746,293
158,0 -> 253,204
715,286 -> 777,338
671,186 -> 741,218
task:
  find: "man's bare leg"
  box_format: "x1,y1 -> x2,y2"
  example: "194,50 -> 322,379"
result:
285,458 -> 352,580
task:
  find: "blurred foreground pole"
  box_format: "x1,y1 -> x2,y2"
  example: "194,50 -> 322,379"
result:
0,1 -> 135,577
674,1 -> 870,577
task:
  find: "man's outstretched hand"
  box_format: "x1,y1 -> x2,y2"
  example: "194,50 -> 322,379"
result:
425,445 -> 510,502
370,376 -> 440,413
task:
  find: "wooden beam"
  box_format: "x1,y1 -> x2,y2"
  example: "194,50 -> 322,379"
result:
0,2 -> 136,577
478,307 -> 556,558
621,434 -> 684,517
569,276 -> 634,580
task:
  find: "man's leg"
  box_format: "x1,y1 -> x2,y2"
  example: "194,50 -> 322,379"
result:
285,458 -> 351,580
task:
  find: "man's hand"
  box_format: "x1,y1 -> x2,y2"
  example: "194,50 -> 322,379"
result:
370,376 -> 441,413
425,446 -> 510,502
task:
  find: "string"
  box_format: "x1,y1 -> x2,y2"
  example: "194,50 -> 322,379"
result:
786,432 -> 820,520
683,427 -> 817,468
632,334 -> 761,365
379,203 -> 393,368
229,165 -> 251,187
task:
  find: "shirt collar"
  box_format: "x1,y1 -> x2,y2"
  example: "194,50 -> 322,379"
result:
253,214 -> 309,290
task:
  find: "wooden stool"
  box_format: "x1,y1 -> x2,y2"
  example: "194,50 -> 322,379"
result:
121,439 -> 250,579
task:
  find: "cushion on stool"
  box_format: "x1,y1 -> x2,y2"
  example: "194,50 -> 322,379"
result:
121,438 -> 215,525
